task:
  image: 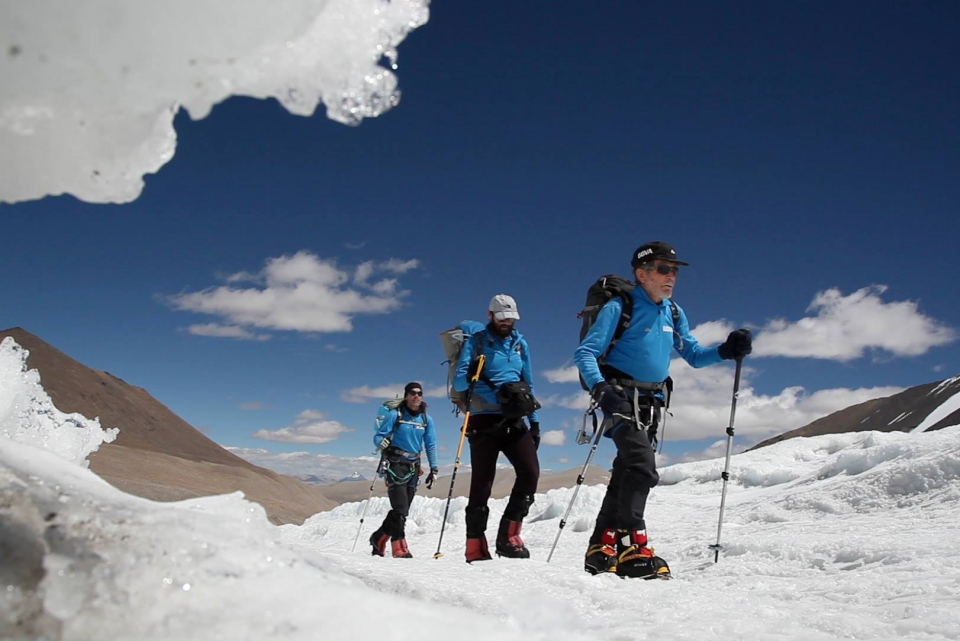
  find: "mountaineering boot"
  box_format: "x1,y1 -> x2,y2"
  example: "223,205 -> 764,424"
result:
615,529 -> 671,579
584,527 -> 618,575
465,536 -> 491,563
391,538 -> 413,558
369,530 -> 389,557
495,518 -> 530,559
464,505 -> 492,563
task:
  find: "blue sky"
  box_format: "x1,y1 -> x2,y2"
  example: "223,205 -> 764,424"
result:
2,1 -> 958,479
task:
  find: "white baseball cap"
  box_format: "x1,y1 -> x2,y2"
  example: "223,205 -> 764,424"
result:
489,294 -> 520,321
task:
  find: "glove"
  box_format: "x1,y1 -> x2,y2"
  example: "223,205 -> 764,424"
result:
591,382 -> 631,416
425,467 -> 439,489
467,359 -> 482,379
376,437 -> 391,452
718,328 -> 753,360
529,421 -> 540,450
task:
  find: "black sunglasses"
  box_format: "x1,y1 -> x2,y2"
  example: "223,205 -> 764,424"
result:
407,390 -> 423,396
647,264 -> 680,275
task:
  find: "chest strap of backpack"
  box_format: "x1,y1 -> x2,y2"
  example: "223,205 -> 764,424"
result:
469,331 -> 527,412
598,292 -> 633,369
669,300 -> 682,351
387,410 -> 422,445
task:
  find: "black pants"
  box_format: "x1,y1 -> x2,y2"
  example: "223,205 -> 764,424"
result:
466,414 -> 539,521
594,406 -> 660,533
379,456 -> 420,538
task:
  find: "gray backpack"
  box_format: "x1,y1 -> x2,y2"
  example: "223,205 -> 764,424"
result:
439,320 -> 486,413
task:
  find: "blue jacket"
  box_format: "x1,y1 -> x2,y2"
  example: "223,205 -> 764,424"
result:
453,323 -> 539,422
575,286 -> 722,391
373,404 -> 438,469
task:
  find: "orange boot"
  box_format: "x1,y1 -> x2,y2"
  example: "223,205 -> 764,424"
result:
495,518 -> 530,559
369,531 -> 389,557
464,505 -> 492,563
391,538 -> 412,558
465,535 -> 492,563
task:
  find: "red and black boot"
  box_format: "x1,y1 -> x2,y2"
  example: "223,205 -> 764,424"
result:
464,505 -> 492,563
615,529 -> 671,580
369,530 -> 389,557
495,518 -> 530,559
584,527 -> 618,575
391,538 -> 412,558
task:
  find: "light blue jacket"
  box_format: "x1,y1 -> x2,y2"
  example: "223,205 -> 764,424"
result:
575,286 -> 722,391
373,405 -> 439,469
453,324 -> 539,422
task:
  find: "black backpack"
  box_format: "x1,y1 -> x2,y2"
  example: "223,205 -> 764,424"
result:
577,274 -> 680,391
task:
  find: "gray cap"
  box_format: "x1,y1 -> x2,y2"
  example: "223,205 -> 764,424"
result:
489,294 -> 520,321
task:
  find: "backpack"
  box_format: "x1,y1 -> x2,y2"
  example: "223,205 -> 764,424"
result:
374,398 -> 404,448
439,320 -> 486,413
577,274 -> 681,391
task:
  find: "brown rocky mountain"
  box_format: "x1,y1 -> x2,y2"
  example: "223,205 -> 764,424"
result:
1,327 -> 334,525
750,374 -> 960,451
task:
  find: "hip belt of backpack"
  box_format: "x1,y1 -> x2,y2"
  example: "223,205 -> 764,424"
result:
578,378 -> 671,446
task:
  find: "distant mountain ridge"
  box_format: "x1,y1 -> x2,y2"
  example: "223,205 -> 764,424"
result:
751,374 -> 960,450
1,327 -> 334,524
296,472 -> 367,485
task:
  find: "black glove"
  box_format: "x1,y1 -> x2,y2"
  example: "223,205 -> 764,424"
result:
529,421 -> 540,450
425,467 -> 439,489
467,359 -> 482,379
718,328 -> 753,360
591,382 -> 631,416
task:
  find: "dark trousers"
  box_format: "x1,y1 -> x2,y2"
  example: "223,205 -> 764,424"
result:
387,476 -> 417,517
466,414 -> 539,523
594,407 -> 660,535
379,457 -> 420,539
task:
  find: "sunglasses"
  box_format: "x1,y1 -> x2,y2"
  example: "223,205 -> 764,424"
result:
407,390 -> 423,396
647,264 -> 680,276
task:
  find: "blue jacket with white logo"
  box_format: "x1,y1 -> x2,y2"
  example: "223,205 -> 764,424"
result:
373,404 -> 438,469
453,324 -> 539,422
575,286 -> 722,392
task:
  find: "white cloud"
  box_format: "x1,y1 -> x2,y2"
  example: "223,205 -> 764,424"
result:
186,323 -> 270,341
755,285 -> 957,361
226,446 -> 379,481
238,401 -> 266,410
252,409 -> 354,444
689,320 -> 735,347
339,384 -> 447,403
536,392 -> 591,411
540,429 -> 566,447
166,251 -> 419,336
543,365 -> 580,384
665,358 -> 903,441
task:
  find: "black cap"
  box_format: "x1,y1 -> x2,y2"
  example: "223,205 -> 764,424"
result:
404,382 -> 423,396
631,241 -> 690,268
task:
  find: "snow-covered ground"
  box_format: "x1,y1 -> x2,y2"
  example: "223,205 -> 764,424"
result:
2,335 -> 959,641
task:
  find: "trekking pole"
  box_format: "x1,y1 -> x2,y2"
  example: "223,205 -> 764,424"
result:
350,456 -> 385,553
709,357 -> 743,563
433,355 -> 485,559
546,402 -> 604,563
